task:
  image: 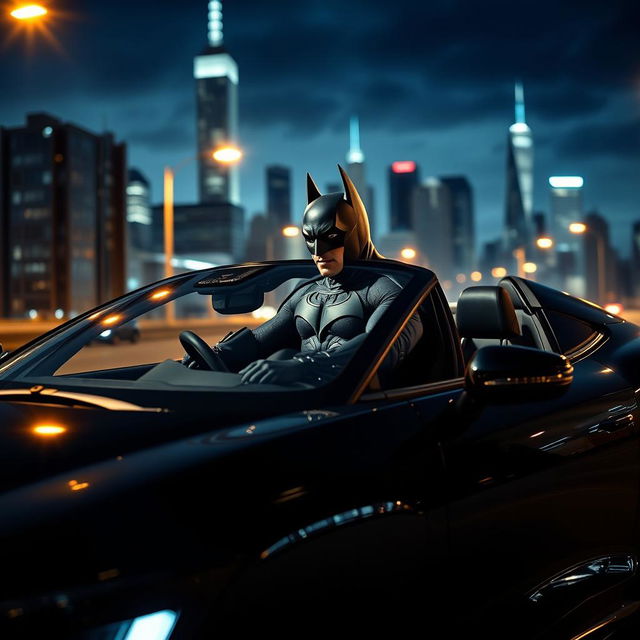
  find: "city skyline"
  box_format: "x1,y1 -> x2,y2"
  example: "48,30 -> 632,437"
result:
1,0 -> 638,255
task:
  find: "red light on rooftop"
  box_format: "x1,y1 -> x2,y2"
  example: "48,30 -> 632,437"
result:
392,161 -> 416,174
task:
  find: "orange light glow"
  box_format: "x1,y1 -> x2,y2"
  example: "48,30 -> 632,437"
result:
491,267 -> 507,278
33,425 -> 66,436
68,480 -> 89,491
536,237 -> 553,249
150,289 -> 170,300
282,226 -> 299,237
569,222 -> 587,234
455,273 -> 466,284
102,314 -> 120,326
470,271 -> 482,282
212,146 -> 242,164
523,262 -> 538,273
400,247 -> 416,260
604,303 -> 623,316
10,4 -> 47,19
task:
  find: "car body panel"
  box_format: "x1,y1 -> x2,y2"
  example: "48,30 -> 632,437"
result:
1,261 -> 640,637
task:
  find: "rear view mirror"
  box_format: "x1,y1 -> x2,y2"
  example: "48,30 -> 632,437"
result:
466,345 -> 573,401
212,286 -> 265,315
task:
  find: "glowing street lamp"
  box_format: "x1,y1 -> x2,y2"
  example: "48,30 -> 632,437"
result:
400,247 -> 417,260
163,147 -> 243,323
10,4 -> 47,19
569,222 -> 587,235
470,271 -> 482,282
491,266 -> 507,278
523,262 -> 537,274
536,237 -> 553,249
282,226 -> 299,237
212,145 -> 242,164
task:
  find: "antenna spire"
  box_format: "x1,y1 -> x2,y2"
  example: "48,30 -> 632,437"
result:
346,115 -> 364,164
515,81 -> 526,124
208,0 -> 223,47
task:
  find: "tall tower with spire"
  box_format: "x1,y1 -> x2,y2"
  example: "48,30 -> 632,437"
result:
345,115 -> 375,238
503,82 -> 534,256
194,0 -> 240,205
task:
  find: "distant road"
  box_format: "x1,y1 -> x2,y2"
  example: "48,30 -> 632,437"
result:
57,329 -> 233,375
0,318 -> 258,351
621,310 -> 640,325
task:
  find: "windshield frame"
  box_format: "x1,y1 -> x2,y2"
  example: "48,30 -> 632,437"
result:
0,260 -> 436,406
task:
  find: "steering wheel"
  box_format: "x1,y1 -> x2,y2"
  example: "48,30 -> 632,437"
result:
179,331 -> 229,372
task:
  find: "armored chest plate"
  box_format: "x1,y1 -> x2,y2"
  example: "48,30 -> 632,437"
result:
294,290 -> 364,340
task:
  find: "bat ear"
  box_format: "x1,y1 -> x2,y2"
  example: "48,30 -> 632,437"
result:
338,165 -> 360,207
306,173 -> 322,203
338,164 -> 361,207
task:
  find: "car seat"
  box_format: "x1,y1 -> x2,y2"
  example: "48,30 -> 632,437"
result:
456,286 -> 526,362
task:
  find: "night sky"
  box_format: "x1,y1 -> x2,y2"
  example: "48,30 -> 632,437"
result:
1,0 -> 639,254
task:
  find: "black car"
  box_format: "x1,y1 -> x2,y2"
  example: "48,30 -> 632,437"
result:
0,259 -> 638,638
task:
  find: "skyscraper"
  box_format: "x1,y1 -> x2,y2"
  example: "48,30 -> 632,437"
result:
411,178 -> 454,278
0,113 -> 126,319
194,0 -> 240,204
345,116 -> 375,238
504,82 -> 533,255
389,161 -> 419,230
583,211 -> 615,304
440,176 -> 475,274
126,168 -> 152,291
127,169 -> 152,252
549,176 -> 584,294
266,165 -> 291,227
549,176 -> 584,244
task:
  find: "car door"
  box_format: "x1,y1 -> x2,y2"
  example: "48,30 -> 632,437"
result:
410,285 -> 640,636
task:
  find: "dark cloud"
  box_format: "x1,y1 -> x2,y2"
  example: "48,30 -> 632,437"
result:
1,0 -> 638,251
123,99 -> 195,151
125,120 -> 193,152
558,118 -> 640,158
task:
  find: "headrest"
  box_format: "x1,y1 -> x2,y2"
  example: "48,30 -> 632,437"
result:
456,286 -> 522,339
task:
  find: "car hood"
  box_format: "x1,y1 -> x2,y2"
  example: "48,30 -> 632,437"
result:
0,396 -> 283,494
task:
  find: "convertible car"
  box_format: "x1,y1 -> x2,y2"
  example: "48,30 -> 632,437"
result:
0,258 -> 639,638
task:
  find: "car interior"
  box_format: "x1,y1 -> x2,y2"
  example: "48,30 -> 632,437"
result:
453,280 -> 556,364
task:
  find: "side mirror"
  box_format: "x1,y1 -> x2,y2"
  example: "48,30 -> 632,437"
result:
465,345 -> 573,401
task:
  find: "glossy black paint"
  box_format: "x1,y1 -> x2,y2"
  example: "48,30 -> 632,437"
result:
0,265 -> 639,638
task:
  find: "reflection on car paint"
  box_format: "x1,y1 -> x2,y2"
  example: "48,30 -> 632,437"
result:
209,409 -> 341,441
260,500 -> 414,560
528,555 -> 636,603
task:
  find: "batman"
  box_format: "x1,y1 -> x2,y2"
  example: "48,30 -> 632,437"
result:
196,165 -> 423,386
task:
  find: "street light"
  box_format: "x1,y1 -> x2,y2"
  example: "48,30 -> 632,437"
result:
212,145 -> 243,164
569,222 -> 606,303
400,247 -> 417,261
163,147 -> 243,323
491,266 -> 507,278
10,4 -> 47,19
523,262 -> 537,274
536,237 -> 553,249
569,222 -> 587,234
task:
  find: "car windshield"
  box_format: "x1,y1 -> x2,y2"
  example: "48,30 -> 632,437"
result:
0,261 -> 429,404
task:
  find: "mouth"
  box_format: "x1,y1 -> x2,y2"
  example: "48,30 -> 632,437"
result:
316,258 -> 334,265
